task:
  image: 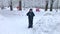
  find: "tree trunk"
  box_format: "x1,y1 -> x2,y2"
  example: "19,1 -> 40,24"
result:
50,0 -> 54,11
1,2 -> 4,9
10,1 -> 13,11
1,5 -> 4,9
50,3 -> 53,11
19,0 -> 22,10
45,1 -> 48,11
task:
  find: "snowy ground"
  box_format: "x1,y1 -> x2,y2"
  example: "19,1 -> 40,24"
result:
0,8 -> 60,34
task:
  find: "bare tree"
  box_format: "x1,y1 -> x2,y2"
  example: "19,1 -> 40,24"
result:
1,0 -> 4,9
19,0 -> 22,10
45,0 -> 48,11
56,0 -> 59,12
10,0 -> 13,11
1,4 -> 4,9
50,0 -> 54,11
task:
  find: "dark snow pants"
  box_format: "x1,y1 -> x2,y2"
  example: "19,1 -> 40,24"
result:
28,18 -> 33,28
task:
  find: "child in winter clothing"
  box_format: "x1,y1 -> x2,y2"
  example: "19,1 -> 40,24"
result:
27,9 -> 35,28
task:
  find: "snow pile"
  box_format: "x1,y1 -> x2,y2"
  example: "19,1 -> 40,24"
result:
33,14 -> 60,34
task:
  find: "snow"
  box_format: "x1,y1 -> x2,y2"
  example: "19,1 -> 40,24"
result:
0,8 -> 60,34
